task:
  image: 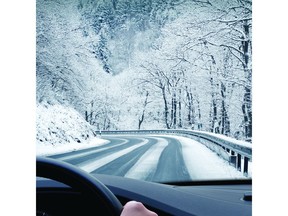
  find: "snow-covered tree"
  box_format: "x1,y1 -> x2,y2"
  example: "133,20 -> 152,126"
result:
36,0 -> 252,142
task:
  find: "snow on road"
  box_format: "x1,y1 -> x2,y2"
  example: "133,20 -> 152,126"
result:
172,135 -> 247,179
36,137 -> 109,156
124,137 -> 168,180
78,138 -> 149,173
36,134 -> 251,180
52,138 -> 128,161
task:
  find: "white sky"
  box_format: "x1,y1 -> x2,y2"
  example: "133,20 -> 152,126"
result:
1,0 -> 288,215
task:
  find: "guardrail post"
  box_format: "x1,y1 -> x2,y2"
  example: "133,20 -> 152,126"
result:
243,157 -> 249,174
229,155 -> 236,167
237,153 -> 241,171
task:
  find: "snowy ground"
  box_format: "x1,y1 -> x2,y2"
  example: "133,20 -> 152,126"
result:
36,102 -> 111,156
36,102 -> 98,147
36,136 -> 109,156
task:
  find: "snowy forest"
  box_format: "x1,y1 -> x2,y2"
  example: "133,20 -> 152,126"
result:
36,0 -> 252,142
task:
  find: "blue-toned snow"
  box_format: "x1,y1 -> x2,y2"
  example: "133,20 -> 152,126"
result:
36,103 -> 251,180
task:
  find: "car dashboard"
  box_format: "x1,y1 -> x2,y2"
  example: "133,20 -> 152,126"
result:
37,174 -> 252,216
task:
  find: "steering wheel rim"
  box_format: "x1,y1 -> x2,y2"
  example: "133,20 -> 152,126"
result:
36,156 -> 123,216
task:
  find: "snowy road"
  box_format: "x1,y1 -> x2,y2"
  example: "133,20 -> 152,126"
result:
49,135 -> 245,182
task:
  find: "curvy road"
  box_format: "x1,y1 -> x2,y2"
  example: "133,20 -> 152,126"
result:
48,135 -> 243,182
49,135 -> 194,183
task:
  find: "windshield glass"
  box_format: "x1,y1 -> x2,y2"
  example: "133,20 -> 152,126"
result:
36,0 -> 252,183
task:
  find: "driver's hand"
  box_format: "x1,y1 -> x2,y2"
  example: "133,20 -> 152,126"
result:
120,201 -> 158,216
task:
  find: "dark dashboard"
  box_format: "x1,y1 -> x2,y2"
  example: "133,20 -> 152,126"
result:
37,174 -> 252,216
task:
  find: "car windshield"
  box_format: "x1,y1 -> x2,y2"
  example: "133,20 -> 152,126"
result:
36,0 -> 252,184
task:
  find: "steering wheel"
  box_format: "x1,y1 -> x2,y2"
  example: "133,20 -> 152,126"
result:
36,156 -> 123,216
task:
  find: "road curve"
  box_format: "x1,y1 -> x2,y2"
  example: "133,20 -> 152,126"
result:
49,135 -> 194,182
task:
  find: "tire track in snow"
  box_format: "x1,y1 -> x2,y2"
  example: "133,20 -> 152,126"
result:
91,139 -> 157,176
124,137 -> 168,180
78,138 -> 149,173
50,138 -> 128,162
58,138 -> 141,165
150,136 -> 191,182
48,134 -> 244,182
163,135 -> 245,180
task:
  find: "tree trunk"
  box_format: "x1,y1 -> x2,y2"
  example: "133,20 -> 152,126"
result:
171,90 -> 177,129
241,20 -> 252,141
85,110 -> 89,122
161,86 -> 170,129
138,91 -> 149,130
220,82 -> 230,136
186,87 -> 195,129
196,98 -> 202,130
209,75 -> 218,133
242,87 -> 252,140
178,88 -> 182,128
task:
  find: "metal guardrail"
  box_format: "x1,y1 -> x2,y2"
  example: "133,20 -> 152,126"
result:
96,129 -> 252,175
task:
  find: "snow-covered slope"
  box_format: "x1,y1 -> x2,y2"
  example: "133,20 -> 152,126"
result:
36,102 -> 108,155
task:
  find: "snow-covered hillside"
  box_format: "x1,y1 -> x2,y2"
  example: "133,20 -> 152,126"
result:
36,102 -> 108,156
